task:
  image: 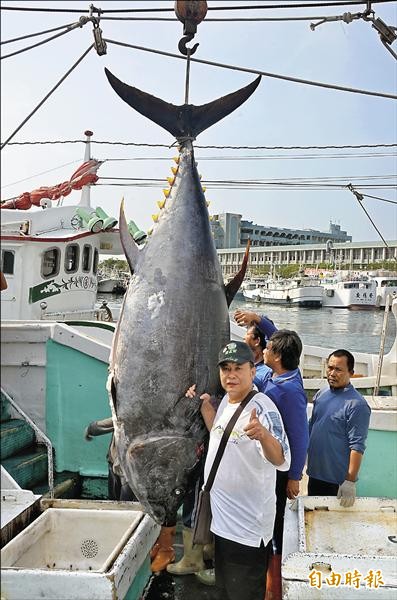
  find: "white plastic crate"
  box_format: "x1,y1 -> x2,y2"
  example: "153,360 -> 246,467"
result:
282,496 -> 397,599
1,505 -> 160,599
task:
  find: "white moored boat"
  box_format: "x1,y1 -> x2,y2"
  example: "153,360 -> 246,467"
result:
320,276 -> 377,309
371,275 -> 397,309
243,277 -> 323,307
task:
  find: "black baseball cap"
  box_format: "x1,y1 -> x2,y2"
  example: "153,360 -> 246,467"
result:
218,341 -> 255,366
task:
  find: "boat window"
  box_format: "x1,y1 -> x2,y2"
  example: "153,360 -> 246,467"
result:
93,248 -> 99,274
64,244 -> 79,273
381,280 -> 397,287
42,248 -> 60,278
1,250 -> 15,275
82,245 -> 92,272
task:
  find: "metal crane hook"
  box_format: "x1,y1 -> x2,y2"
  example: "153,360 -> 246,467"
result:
178,33 -> 199,56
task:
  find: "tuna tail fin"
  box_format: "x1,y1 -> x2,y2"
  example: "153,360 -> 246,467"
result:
119,199 -> 139,273
105,68 -> 261,140
224,239 -> 251,307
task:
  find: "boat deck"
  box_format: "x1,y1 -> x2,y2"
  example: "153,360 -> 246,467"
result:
145,571 -> 221,600
144,528 -> 221,600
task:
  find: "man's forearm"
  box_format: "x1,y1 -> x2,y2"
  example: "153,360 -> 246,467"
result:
201,401 -> 216,431
346,449 -> 363,481
259,431 -> 284,466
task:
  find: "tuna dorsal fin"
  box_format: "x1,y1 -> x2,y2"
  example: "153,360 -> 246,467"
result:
224,239 -> 251,307
105,68 -> 261,140
119,199 -> 139,273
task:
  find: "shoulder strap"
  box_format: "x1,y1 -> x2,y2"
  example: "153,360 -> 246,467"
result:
204,389 -> 257,491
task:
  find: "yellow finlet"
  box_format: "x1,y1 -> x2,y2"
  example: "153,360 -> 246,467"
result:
171,166 -> 178,175
167,177 -> 175,186
202,186 -> 207,193
147,228 -> 153,236
172,156 -> 180,164
157,200 -> 166,210
152,214 -> 159,223
163,189 -> 170,198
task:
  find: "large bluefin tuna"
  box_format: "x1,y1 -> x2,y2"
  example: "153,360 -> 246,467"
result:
105,68 -> 260,524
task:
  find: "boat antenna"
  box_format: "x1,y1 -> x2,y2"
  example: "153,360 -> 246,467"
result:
174,0 -> 208,104
78,130 -> 93,208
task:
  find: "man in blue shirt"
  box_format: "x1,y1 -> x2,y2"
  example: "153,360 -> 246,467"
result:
307,349 -> 371,507
243,321 -> 272,389
235,310 -> 309,555
260,329 -> 309,555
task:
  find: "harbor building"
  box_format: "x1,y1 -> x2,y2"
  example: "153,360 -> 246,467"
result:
211,212 -> 351,249
218,240 -> 397,277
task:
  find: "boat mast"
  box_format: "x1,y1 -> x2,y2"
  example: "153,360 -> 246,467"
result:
77,130 -> 93,208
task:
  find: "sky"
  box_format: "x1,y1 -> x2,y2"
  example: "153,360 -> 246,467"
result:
1,0 -> 396,243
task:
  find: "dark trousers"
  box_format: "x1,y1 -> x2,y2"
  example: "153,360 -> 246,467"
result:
182,474 -> 203,528
108,463 -> 137,501
272,470 -> 288,555
214,534 -> 272,600
308,477 -> 339,496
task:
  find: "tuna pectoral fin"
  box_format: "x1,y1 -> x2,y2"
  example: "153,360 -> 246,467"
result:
224,239 -> 251,307
105,68 -> 261,140
119,199 -> 139,272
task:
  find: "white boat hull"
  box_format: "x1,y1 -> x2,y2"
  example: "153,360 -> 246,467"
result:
244,284 -> 323,307
97,278 -> 125,294
321,280 -> 377,309
372,277 -> 397,309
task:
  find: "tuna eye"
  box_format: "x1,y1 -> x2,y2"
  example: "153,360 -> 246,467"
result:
174,487 -> 185,497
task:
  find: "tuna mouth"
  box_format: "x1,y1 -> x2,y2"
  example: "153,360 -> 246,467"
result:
145,501 -> 166,524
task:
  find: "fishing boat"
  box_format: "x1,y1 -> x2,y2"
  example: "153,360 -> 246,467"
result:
243,277 -> 324,307
1,134 -> 396,597
319,275 -> 377,309
0,133 -> 125,322
371,275 -> 397,309
97,269 -> 129,295
1,298 -> 396,598
2,1 -> 396,597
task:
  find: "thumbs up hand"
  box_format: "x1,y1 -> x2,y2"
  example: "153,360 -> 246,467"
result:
244,408 -> 265,442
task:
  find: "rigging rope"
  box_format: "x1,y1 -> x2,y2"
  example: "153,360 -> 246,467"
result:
362,193 -> 397,204
96,15 -> 363,22
0,45 -> 94,151
1,22 -> 76,45
347,183 -> 393,247
3,141 -> 396,149
0,2 -> 389,14
1,20 -> 88,59
104,38 -> 397,100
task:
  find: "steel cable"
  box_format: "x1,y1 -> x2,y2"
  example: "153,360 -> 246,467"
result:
1,22 -> 85,59
104,38 -> 397,100
1,22 -> 76,45
0,45 -> 94,150
0,2 -> 389,14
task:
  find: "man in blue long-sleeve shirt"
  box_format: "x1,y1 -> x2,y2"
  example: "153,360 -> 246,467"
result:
234,310 -> 309,556
307,349 -> 371,507
243,322 -> 272,389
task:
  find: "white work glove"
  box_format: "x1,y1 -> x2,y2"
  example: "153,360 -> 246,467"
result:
337,480 -> 356,507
